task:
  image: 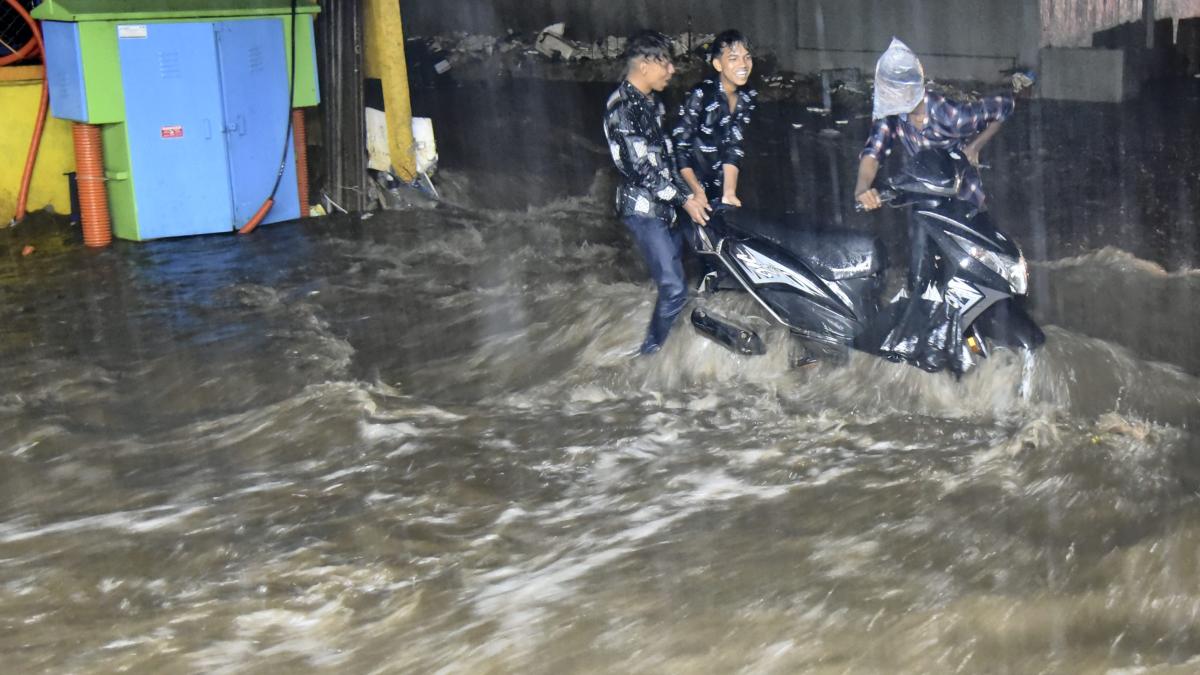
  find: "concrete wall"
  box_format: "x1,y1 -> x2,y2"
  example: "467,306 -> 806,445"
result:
1042,0 -> 1200,47
401,0 -> 1042,81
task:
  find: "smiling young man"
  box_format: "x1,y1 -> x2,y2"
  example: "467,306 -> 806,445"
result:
603,30 -> 709,356
672,30 -> 757,208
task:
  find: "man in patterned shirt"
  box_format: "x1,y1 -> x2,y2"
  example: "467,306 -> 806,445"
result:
603,30 -> 710,355
672,30 -> 757,207
853,38 -> 1023,370
854,38 -> 1014,213
854,38 -> 1015,290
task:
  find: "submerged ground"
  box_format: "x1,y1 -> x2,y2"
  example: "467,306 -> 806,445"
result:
1,75 -> 1199,673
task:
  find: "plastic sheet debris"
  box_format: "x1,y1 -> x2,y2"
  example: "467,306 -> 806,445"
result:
535,22 -> 577,60
412,117 -> 438,175
1011,71 -> 1036,92
365,107 -> 390,173
366,107 -> 439,177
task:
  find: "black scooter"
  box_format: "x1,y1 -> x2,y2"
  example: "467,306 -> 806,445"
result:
689,148 -> 1044,374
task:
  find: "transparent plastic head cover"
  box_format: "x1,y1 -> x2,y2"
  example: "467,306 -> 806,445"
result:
873,38 -> 925,120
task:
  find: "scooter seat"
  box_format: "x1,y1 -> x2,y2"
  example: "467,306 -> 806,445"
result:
720,208 -> 884,280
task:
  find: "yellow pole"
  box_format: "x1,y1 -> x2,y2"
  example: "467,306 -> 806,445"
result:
363,0 -> 417,182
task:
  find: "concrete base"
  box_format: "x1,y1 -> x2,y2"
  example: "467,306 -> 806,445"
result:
1038,47 -> 1131,102
1038,45 -> 1177,102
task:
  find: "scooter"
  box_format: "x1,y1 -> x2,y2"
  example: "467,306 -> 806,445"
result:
689,148 -> 1044,374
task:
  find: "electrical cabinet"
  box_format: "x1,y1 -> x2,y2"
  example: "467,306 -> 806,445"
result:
116,20 -> 300,238
37,2 -> 320,241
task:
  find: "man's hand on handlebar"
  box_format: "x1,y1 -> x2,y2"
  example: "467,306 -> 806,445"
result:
683,194 -> 711,225
855,188 -> 883,212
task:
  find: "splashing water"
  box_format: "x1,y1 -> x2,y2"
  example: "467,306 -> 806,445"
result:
2,80 -> 1200,673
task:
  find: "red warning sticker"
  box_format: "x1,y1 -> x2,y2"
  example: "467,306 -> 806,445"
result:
161,125 -> 184,138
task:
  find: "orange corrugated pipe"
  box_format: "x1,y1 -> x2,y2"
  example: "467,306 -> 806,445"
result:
72,123 -> 112,247
293,108 -> 309,217
7,0 -> 47,224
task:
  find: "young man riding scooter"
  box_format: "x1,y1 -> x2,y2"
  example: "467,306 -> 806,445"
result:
852,38 -> 1025,369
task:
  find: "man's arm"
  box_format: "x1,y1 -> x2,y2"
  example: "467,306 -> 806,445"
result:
671,147 -> 710,224
854,119 -> 892,211
963,121 -> 1002,166
854,155 -> 882,210
719,109 -> 749,206
936,93 -> 1014,165
679,168 -> 706,201
605,105 -> 688,208
606,103 -> 708,224
672,88 -> 708,200
721,165 -> 741,206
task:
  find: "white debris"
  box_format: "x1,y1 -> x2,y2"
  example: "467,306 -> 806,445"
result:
537,28 -> 578,59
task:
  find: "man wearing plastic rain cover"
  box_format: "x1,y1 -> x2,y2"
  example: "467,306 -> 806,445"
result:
852,38 -> 1027,370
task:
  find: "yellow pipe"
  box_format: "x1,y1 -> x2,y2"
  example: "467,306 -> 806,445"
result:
363,0 -> 416,182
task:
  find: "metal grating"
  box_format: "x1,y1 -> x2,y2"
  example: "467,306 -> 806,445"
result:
0,0 -> 35,58
316,0 -> 366,213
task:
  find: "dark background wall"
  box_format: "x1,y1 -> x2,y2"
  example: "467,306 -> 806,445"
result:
400,0 -> 1043,80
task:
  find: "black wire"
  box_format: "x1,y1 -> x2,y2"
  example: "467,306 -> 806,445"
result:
269,0 -> 299,199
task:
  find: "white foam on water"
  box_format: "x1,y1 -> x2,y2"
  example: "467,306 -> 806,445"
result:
0,504 -> 207,544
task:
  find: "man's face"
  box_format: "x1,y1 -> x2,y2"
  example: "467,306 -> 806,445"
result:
640,56 -> 675,92
713,42 -> 752,88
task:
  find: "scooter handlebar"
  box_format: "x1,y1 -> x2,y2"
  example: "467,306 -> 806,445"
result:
853,189 -> 898,213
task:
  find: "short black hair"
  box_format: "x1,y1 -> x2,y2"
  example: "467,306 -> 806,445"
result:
709,29 -> 750,62
624,29 -> 673,66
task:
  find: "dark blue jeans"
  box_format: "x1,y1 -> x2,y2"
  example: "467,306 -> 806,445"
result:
623,214 -> 688,355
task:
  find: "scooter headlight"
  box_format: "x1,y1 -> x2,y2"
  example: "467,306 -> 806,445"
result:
946,232 -> 1028,295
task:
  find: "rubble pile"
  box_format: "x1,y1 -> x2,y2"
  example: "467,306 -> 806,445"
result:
405,24 -> 847,104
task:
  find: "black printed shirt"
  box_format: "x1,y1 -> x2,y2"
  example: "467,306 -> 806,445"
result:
603,80 -> 690,223
861,91 -> 1014,208
672,78 -> 757,202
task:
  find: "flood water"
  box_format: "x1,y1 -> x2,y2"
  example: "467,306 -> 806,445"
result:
2,75 -> 1200,673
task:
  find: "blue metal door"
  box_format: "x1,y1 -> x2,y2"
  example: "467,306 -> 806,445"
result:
118,22 -> 235,238
215,19 -> 300,227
